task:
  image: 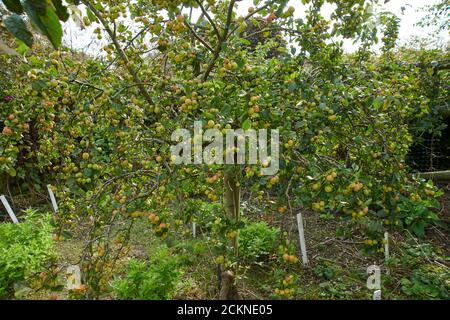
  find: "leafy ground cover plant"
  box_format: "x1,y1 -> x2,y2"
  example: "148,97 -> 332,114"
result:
0,208 -> 56,297
112,245 -> 181,300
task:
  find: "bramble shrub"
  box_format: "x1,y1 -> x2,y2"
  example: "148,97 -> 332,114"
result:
112,245 -> 180,300
238,222 -> 279,262
0,209 -> 56,297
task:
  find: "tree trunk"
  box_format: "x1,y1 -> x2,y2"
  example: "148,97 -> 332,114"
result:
219,270 -> 240,300
219,171 -> 241,299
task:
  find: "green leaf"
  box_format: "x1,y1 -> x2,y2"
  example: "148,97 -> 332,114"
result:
243,119 -> 252,130
2,0 -> 23,14
23,0 -> 63,48
373,96 -> 383,109
22,1 -> 48,33
15,39 -> 30,55
4,14 -> 34,47
411,220 -> 426,238
7,166 -> 17,177
86,7 -> 98,23
31,79 -> 48,91
51,0 -> 70,22
25,0 -> 47,15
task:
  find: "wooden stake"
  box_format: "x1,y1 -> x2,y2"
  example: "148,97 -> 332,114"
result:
296,213 -> 308,265
193,222 -> 197,238
0,195 -> 19,223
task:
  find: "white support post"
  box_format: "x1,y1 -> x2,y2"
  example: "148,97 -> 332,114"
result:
0,195 -> 19,223
384,232 -> 389,260
373,289 -> 382,300
47,184 -> 58,213
296,213 -> 308,265
192,222 -> 196,238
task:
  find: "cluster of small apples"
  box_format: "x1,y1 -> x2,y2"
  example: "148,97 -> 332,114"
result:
364,239 -> 379,246
179,94 -> 199,112
1,110 -> 30,139
206,171 -> 222,184
148,213 -> 169,236
274,274 -> 296,298
284,139 -> 295,149
266,175 -> 279,188
351,207 -> 369,219
102,4 -> 127,21
157,38 -> 170,52
274,287 -> 295,298
282,253 -> 299,264
166,15 -> 185,34
244,166 -> 257,178
312,201 -> 326,212
346,181 -> 364,193
325,171 -> 337,182
219,58 -> 238,77
277,206 -> 287,214
174,219 -> 183,228
114,193 -> 129,206
205,189 -> 219,202
204,189 -> 218,201
93,27 -> 103,40
226,230 -> 238,239
282,274 -> 295,287
152,0 -> 185,10
74,172 -> 92,185
364,239 -> 386,253
247,95 -> 261,116
409,193 -> 422,202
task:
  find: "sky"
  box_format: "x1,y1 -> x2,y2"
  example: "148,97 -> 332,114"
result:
63,0 -> 449,56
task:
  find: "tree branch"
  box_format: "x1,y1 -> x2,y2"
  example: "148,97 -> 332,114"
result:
81,0 -> 154,106
184,20 -> 215,53
195,0 -> 221,41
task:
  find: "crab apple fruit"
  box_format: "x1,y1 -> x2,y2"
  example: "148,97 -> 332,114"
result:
2,126 -> 12,135
267,12 -> 276,23
270,175 -> 279,184
278,206 -> 287,214
312,183 -> 320,191
328,114 -> 337,121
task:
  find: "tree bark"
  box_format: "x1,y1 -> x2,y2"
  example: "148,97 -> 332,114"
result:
219,270 -> 240,300
220,171 -> 241,299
